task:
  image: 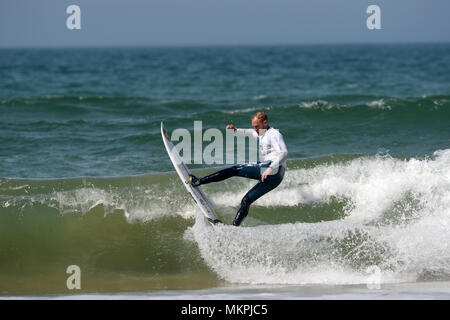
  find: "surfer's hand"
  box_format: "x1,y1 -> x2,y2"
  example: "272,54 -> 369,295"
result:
226,124 -> 236,131
261,167 -> 272,182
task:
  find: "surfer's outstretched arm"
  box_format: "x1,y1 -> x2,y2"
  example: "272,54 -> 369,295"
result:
226,124 -> 258,138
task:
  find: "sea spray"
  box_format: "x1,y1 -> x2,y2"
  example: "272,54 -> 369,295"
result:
190,151 -> 450,285
0,151 -> 449,290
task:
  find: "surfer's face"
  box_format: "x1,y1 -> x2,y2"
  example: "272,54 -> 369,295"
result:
252,118 -> 268,135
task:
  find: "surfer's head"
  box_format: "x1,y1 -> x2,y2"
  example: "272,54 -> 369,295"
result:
252,112 -> 269,135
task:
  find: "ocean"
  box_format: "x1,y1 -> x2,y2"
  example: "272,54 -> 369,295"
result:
0,44 -> 449,299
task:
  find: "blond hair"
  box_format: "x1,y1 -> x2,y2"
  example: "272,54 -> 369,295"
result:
252,112 -> 268,122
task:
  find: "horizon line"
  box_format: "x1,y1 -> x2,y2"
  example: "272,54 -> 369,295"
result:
1,40 -> 449,50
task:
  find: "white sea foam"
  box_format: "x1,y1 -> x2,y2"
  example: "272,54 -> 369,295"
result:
221,106 -> 273,114
367,99 -> 391,109
190,149 -> 450,285
210,150 -> 450,222
298,99 -> 393,110
252,95 -> 267,100
298,100 -> 336,109
49,185 -> 197,222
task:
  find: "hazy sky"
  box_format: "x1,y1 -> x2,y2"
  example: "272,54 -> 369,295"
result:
1,0 -> 449,47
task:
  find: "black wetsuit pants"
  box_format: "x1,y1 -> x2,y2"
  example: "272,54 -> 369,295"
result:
198,162 -> 285,226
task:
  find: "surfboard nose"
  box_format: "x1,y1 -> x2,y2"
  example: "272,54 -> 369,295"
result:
161,122 -> 169,139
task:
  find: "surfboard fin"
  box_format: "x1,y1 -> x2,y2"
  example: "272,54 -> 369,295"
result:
208,218 -> 222,225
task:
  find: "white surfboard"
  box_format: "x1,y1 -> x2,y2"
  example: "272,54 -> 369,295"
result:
161,122 -> 221,225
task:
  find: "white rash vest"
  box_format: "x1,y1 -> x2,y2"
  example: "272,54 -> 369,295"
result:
235,126 -> 288,170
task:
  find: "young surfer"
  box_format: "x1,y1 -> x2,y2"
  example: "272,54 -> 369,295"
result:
189,112 -> 288,226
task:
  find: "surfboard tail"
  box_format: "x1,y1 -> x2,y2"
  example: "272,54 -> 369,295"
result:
208,218 -> 222,225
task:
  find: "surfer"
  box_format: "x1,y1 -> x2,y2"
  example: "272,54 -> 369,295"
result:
189,112 -> 288,226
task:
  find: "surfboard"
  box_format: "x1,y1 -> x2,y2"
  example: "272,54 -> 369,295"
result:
161,122 -> 221,225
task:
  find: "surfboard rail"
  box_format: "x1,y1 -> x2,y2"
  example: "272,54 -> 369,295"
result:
161,122 -> 221,225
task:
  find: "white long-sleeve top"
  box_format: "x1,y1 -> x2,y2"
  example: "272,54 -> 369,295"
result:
235,126 -> 288,170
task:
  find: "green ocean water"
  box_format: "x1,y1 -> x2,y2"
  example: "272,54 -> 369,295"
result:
1,44 -> 449,178
0,44 -> 449,296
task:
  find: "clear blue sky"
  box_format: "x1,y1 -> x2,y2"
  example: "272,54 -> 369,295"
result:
1,0 -> 449,47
